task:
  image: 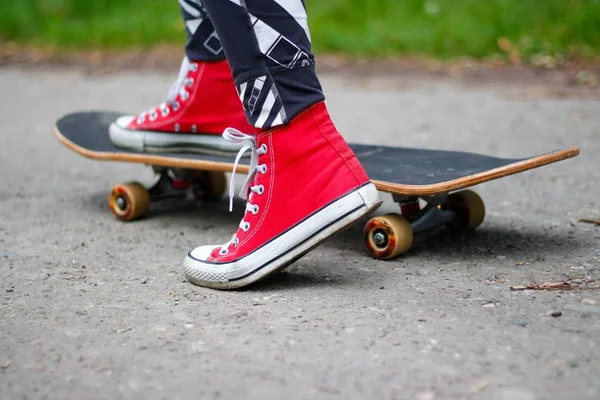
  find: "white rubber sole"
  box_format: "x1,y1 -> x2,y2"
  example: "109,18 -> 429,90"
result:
109,115 -> 243,155
183,182 -> 382,290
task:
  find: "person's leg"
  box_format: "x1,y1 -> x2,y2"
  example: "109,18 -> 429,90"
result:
109,0 -> 253,154
201,0 -> 324,129
179,0 -> 224,62
183,0 -> 381,289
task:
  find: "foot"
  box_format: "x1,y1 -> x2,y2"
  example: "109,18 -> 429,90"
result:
183,102 -> 381,289
109,57 -> 254,155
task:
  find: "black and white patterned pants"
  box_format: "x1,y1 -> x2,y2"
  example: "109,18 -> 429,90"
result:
178,0 -> 325,129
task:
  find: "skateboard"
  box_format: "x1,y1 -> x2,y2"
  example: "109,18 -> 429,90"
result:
54,111 -> 580,260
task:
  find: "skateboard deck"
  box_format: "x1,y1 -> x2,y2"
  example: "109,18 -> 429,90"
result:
55,111 -> 579,195
53,111 -> 580,259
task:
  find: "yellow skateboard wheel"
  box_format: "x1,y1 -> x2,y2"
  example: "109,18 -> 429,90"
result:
442,190 -> 486,230
108,182 -> 150,221
364,213 -> 413,260
192,171 -> 227,201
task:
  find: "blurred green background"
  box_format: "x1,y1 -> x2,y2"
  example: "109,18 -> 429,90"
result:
1,0 -> 599,64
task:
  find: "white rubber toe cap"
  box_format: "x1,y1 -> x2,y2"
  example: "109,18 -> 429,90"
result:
188,245 -> 219,262
109,116 -> 145,151
115,115 -> 135,128
183,245 -> 229,285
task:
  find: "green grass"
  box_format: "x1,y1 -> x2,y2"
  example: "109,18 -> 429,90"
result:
0,0 -> 184,48
2,0 -> 600,63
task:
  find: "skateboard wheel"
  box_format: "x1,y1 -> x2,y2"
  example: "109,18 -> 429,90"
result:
442,190 -> 486,231
108,182 -> 150,221
192,171 -> 227,201
364,213 -> 413,260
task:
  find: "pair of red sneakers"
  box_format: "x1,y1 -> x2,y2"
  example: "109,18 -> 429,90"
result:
110,58 -> 381,289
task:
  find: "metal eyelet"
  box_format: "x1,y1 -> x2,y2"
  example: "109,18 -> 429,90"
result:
186,77 -> 194,87
174,123 -> 180,132
219,248 -> 228,255
191,125 -> 197,133
149,111 -> 158,121
190,63 -> 198,72
172,101 -> 180,111
181,91 -> 189,101
161,107 -> 169,117
251,205 -> 259,215
257,185 -> 265,195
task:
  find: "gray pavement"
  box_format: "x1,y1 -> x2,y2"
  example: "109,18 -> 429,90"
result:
0,66 -> 599,400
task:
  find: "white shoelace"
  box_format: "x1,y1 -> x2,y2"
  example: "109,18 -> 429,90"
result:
219,128 -> 268,255
167,56 -> 196,102
137,56 -> 198,123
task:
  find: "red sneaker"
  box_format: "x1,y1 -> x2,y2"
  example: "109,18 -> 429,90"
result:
183,102 -> 381,289
109,57 -> 254,154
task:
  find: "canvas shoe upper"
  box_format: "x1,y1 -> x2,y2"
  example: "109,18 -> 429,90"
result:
183,102 -> 382,289
109,57 -> 254,154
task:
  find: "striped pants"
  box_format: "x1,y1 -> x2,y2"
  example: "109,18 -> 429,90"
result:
178,0 -> 325,130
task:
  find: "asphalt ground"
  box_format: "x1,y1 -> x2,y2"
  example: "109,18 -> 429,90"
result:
0,65 -> 599,400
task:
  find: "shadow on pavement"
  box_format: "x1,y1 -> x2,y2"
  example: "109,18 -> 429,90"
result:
322,216 -> 588,261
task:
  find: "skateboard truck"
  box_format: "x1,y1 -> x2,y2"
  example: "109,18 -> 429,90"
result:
108,168 -> 227,221
364,190 -> 485,260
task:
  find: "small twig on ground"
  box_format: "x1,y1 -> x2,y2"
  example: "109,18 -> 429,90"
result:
510,278 -> 598,291
579,218 -> 600,226
510,281 -> 577,291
